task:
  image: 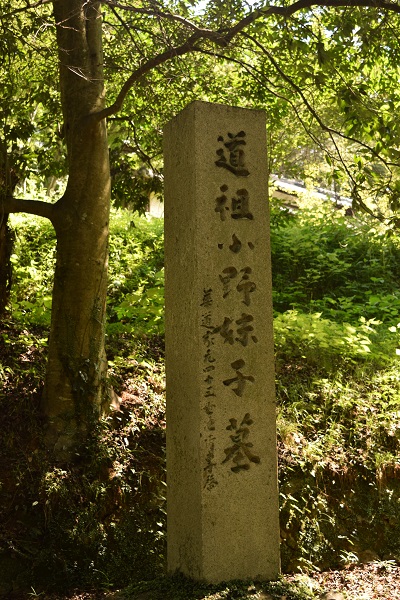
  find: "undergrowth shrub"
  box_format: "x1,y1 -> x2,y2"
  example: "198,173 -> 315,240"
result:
4,198 -> 400,588
274,311 -> 391,369
270,197 -> 400,324
107,209 -> 164,335
8,214 -> 56,325
9,210 -> 165,333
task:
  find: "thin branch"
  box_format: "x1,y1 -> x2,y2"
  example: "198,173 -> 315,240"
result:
91,35 -> 207,120
1,197 -> 55,221
1,0 -> 52,19
241,31 -> 398,170
92,0 -> 400,120
270,0 -> 400,18
108,4 -> 144,56
100,0 -> 207,32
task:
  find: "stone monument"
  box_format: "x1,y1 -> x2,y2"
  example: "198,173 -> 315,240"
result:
164,101 -> 280,583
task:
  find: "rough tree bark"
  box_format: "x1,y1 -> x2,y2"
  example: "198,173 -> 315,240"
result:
0,217 -> 14,316
0,147 -> 18,316
41,0 -> 111,457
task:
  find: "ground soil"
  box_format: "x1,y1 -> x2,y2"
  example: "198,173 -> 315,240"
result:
4,563 -> 398,599
309,562 -> 400,599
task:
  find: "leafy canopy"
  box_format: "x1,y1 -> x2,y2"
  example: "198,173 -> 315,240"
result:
3,0 -> 400,216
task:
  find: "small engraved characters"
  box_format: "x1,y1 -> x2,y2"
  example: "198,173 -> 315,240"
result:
203,344 -> 216,397
215,185 -> 253,221
223,413 -> 260,472
201,288 -> 217,398
203,348 -> 215,366
204,400 -> 216,431
201,311 -> 212,328
200,288 -> 213,307
204,441 -> 218,490
215,131 -> 250,177
223,359 -> 255,397
203,403 -> 217,489
202,330 -> 215,349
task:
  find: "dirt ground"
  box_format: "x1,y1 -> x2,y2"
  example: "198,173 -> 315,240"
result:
9,562 -> 399,600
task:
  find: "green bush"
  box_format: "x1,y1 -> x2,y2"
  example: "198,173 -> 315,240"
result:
9,214 -> 56,325
107,210 -> 164,335
9,209 -> 165,333
270,198 -> 400,324
274,310 -> 391,369
5,200 -> 400,583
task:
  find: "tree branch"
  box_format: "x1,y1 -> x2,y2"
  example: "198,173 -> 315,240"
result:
90,35 -> 208,120
218,0 -> 400,43
1,197 -> 55,221
107,4 -> 144,57
101,0 -> 205,31
260,0 -> 400,19
92,0 -> 400,121
1,0 -> 52,19
241,31 -> 398,171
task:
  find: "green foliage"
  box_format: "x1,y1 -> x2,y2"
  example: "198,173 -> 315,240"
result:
8,209 -> 165,333
277,364 -> 400,475
4,200 -> 400,591
270,197 -> 400,323
8,213 -> 56,325
107,209 -> 164,335
274,311 -> 388,369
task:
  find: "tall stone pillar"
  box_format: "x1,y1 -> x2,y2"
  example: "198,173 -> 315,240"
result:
164,101 -> 280,583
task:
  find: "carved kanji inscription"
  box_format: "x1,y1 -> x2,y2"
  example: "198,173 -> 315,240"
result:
215,185 -> 253,221
215,131 -> 250,177
223,359 -> 255,397
223,413 -> 260,473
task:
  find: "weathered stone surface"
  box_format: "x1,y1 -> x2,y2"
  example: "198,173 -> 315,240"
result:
164,101 -> 280,583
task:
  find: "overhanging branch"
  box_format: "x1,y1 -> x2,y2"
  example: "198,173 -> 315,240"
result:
1,197 -> 55,221
101,0 -> 206,31
92,0 -> 400,121
91,35 -> 208,121
2,0 -> 52,19
260,0 -> 400,18
241,31 -> 398,171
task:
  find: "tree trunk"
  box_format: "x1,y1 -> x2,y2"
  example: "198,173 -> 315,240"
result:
42,1 -> 111,458
0,216 -> 14,316
0,147 -> 18,316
